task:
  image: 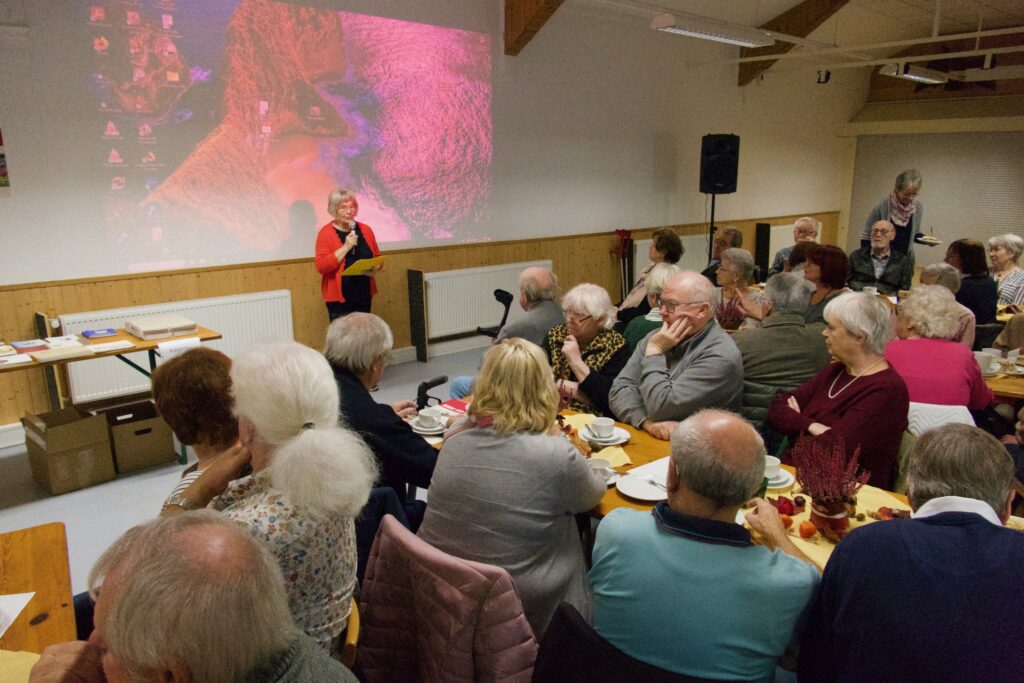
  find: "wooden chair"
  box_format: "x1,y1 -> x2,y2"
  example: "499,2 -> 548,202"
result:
341,599 -> 360,669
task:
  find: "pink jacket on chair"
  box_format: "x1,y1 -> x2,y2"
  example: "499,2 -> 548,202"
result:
359,514 -> 538,682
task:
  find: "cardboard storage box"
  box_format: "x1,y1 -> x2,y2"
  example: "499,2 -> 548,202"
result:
22,407 -> 115,495
99,401 -> 175,474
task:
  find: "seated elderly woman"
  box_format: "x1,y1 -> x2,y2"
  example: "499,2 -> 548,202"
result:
323,312 -> 436,528
617,228 -> 683,330
714,248 -> 767,331
803,244 -> 850,325
989,233 -> 1024,305
767,292 -> 909,489
885,285 -> 993,411
544,283 -> 629,417
162,342 -> 378,652
418,338 -> 606,637
919,262 -> 976,349
151,347 -> 240,511
622,262 -> 680,354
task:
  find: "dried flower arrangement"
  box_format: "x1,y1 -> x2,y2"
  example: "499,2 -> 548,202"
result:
792,434 -> 871,542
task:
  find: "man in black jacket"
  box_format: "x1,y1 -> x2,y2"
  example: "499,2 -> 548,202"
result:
324,313 -> 437,529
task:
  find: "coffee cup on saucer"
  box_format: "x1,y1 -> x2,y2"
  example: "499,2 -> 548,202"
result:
591,417 -> 615,439
417,407 -> 442,430
764,455 -> 781,480
588,457 -> 611,471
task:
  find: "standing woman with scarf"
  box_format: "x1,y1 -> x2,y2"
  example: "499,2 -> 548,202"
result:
859,169 -> 923,256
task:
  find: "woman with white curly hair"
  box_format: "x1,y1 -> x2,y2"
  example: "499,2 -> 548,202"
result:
162,342 -> 378,653
543,283 -> 629,417
885,285 -> 992,411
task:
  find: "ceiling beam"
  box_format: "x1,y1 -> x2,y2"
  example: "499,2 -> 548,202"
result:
505,0 -> 565,56
738,0 -> 849,86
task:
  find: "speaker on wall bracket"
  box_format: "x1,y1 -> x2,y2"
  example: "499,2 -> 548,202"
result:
699,133 -> 739,195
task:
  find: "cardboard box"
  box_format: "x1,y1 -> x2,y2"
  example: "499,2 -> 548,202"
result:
99,401 -> 175,474
22,407 -> 115,495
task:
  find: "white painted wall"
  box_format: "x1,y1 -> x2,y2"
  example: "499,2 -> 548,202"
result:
0,1 -> 869,285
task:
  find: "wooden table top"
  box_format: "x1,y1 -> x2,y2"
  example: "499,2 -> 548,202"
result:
986,373 -> 1024,400
0,523 -> 76,653
0,326 -> 222,375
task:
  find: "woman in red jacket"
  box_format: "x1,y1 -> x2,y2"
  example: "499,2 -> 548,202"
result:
315,189 -> 381,320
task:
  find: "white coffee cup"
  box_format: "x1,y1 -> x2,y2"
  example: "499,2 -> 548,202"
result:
417,407 -> 442,429
863,286 -> 878,296
982,347 -> 1003,359
764,455 -> 781,480
974,351 -> 996,374
591,417 -> 615,438
588,457 -> 611,471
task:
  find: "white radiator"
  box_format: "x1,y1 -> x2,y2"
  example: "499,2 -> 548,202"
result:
58,290 -> 294,404
424,260 -> 552,338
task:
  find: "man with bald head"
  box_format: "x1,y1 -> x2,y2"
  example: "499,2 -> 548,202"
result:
30,511 -> 356,683
848,219 -> 914,294
768,216 -> 819,277
589,410 -> 818,680
495,266 -> 564,345
609,271 -> 743,439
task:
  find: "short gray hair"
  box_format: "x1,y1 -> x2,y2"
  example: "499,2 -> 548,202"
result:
327,188 -> 356,215
895,168 -> 922,192
720,226 -> 742,248
989,234 -> 1024,262
721,248 -> 755,285
764,272 -> 814,314
562,283 -> 616,330
898,285 -> 960,340
324,312 -> 393,375
907,424 -> 1014,517
670,410 -> 765,508
520,268 -> 560,304
920,262 -> 961,294
232,343 -> 377,519
793,217 -> 820,236
824,292 -> 893,355
645,263 -> 681,297
89,511 -> 296,683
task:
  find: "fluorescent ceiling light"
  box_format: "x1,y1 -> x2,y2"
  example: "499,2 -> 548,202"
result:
879,63 -> 949,84
651,13 -> 775,49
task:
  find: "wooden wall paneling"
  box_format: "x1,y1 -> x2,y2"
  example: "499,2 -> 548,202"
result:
0,212 -> 836,424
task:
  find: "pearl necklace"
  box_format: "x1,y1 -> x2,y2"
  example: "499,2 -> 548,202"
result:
827,356 -> 885,399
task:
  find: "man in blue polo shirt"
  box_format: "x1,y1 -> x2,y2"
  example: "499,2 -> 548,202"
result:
799,424 -> 1024,682
589,410 -> 819,681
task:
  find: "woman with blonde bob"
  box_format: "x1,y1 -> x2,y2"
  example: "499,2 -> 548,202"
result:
885,285 -> 993,410
161,342 -> 378,653
418,338 -> 606,637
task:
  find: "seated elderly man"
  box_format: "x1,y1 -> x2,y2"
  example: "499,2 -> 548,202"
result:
29,511 -> 356,683
589,410 -> 819,680
919,261 -> 975,349
848,220 -> 914,295
732,272 -> 831,430
609,271 -> 743,440
449,266 -> 564,398
799,424 -> 1024,682
324,313 -> 435,528
768,216 -> 819,278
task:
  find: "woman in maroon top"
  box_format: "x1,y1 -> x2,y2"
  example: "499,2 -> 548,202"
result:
767,292 -> 909,489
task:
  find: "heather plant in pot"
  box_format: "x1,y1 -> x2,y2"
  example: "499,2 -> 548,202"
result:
792,434 -> 870,543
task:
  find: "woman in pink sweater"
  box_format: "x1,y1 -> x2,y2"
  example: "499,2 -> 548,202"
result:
767,292 -> 909,489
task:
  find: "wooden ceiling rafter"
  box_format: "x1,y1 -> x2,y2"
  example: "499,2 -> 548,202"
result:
505,0 -> 565,56
737,0 -> 850,86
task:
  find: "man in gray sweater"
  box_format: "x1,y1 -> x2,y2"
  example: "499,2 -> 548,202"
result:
610,271 -> 743,440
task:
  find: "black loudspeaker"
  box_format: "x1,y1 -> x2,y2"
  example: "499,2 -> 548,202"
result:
699,134 -> 740,195
754,222 -> 771,282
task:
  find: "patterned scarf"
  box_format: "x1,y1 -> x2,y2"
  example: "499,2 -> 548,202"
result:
547,324 -> 625,414
888,190 -> 917,228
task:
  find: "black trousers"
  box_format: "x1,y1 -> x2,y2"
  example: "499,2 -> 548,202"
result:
326,298 -> 371,321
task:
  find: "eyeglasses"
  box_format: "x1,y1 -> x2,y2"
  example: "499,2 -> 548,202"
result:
656,297 -> 704,313
716,266 -> 737,273
871,229 -> 894,237
564,312 -> 592,324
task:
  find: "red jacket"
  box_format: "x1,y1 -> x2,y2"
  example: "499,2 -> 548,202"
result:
314,221 -> 381,303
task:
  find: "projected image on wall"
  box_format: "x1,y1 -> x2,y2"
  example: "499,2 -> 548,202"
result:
86,0 -> 492,272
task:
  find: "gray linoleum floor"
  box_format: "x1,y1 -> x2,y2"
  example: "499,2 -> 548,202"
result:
0,347 -> 484,594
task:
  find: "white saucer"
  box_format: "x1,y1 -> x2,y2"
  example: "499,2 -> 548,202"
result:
766,470 -> 795,489
615,474 -> 667,502
580,425 -> 629,446
410,419 -> 445,435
